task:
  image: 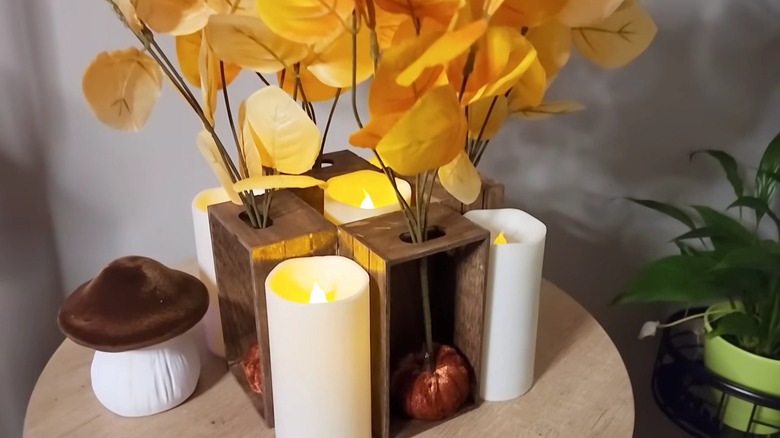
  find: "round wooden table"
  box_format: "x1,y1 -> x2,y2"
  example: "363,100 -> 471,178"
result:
24,280 -> 633,438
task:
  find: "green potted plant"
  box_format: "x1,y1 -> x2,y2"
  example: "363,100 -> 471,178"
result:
616,132 -> 780,435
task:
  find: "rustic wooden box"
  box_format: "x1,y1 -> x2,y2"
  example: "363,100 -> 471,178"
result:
337,204 -> 490,438
209,190 -> 338,427
431,174 -> 504,213
291,150 -> 377,213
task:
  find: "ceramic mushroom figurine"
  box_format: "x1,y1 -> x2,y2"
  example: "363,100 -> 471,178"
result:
58,256 -> 209,417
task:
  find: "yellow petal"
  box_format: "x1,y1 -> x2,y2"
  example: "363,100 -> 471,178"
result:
572,0 -> 656,68
278,67 -> 344,102
491,0 -> 567,27
176,31 -> 241,88
82,48 -> 163,132
525,20 -> 571,81
375,7 -> 410,50
375,0 -> 460,26
244,86 -> 321,175
234,175 -> 326,192
369,32 -> 446,116
468,95 -> 508,140
307,25 -> 373,88
481,31 -> 540,100
438,151 -> 481,204
115,0 -> 143,33
255,0 -> 354,45
556,0 -> 624,27
349,114 -> 402,149
132,0 -> 212,35
396,20 -> 487,87
204,14 -> 309,73
375,86 -> 466,176
238,101 -> 264,177
509,100 -> 585,119
196,129 -> 242,204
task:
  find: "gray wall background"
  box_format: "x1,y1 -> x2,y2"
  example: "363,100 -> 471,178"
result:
2,0 -> 779,436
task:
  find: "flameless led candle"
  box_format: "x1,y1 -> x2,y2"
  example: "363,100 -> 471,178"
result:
464,208 -> 547,401
191,187 -> 232,357
323,170 -> 412,225
265,256 -> 371,438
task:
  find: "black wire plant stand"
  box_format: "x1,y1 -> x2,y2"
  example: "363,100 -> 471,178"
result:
652,308 -> 780,437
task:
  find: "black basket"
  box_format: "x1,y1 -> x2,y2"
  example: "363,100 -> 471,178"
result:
652,308 -> 780,437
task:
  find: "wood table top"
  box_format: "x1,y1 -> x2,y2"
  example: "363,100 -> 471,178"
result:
24,279 -> 633,438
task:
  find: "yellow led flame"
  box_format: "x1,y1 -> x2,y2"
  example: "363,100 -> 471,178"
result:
360,189 -> 375,209
309,281 -> 328,303
494,232 -> 507,245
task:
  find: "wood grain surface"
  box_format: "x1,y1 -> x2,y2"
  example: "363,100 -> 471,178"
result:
291,150 -> 378,213
24,268 -> 634,438
431,175 -> 505,214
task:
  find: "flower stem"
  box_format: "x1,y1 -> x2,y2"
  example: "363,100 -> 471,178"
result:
420,255 -> 435,371
320,89 -> 342,161
661,309 -> 735,329
351,12 -> 364,129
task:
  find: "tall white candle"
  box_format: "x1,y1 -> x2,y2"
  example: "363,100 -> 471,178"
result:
191,187 -> 231,358
265,256 -> 371,438
323,170 -> 412,225
464,208 -> 547,402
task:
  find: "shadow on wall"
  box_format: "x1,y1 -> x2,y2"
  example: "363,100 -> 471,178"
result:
482,1 -> 780,437
0,1 -> 65,436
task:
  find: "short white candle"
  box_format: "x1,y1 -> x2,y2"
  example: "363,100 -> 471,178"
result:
463,208 -> 547,402
265,256 -> 371,438
323,170 -> 412,225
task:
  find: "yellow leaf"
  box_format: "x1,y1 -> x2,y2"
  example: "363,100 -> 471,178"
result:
244,86 -> 321,175
438,151 -> 481,204
504,56 -> 546,108
396,19 -> 488,86
369,32 -> 446,116
277,67 -> 344,102
204,14 -> 309,73
349,114 -> 402,149
375,86 -> 466,176
199,35 -> 217,126
557,0 -> 624,27
176,31 -> 241,88
467,95 -> 508,140
238,101 -> 264,177
375,7 -> 410,50
255,0 -> 354,45
572,0 -> 656,68
491,0 -> 567,27
196,129 -> 242,204
115,0 -> 143,33
375,0 -> 460,26
525,20 -> 571,81
132,0 -> 211,35
206,0 -> 255,14
481,30 -> 540,100
234,175 -> 326,192
82,48 -> 163,132
307,25 -> 373,88
509,100 -> 585,119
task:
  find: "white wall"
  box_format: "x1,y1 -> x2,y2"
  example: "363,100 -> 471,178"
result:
2,0 -> 779,436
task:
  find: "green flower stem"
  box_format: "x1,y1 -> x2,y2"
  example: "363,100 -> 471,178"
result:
660,308 -> 735,329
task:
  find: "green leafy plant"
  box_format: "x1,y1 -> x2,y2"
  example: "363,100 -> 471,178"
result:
616,132 -> 780,359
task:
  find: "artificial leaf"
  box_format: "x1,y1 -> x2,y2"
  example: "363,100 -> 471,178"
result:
133,0 -> 211,35
495,54 -> 545,107
204,14 -> 308,73
396,20 -> 488,86
375,86 -> 466,176
708,312 -> 762,340
510,100 -> 584,119
196,129 -> 242,204
349,114 -> 402,149
82,48 -> 163,132
693,205 -> 755,250
176,31 -> 241,88
238,101 -> 263,177
375,6 -> 410,50
307,25 -> 373,88
206,0 -> 255,14
728,197 -> 780,236
690,150 -> 743,198
375,0 -> 461,26
278,67 -> 344,102
234,175 -> 326,191
572,0 -> 657,69
468,95 -> 508,140
491,0 -> 568,27
626,198 -> 696,229
244,85 -> 321,174
255,0 -> 354,44
615,255 -> 727,304
198,33 -> 217,125
556,0 -> 624,27
438,151 -> 482,204
115,0 -> 143,33
369,32 -> 446,116
755,131 -> 780,209
525,20 -> 572,81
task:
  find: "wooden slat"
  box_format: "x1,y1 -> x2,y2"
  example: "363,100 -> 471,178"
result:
291,150 -> 377,213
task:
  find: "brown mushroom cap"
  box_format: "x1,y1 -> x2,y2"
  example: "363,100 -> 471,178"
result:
58,256 -> 209,352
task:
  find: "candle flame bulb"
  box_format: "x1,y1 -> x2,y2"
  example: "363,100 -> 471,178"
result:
494,232 -> 507,245
309,281 -> 328,304
360,189 -> 375,209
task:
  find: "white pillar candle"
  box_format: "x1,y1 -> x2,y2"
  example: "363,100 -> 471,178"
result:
323,170 -> 412,225
265,256 -> 371,438
463,208 -> 547,402
191,188 -> 231,358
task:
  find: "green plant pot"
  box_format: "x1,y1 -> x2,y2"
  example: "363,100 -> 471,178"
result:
704,303 -> 780,435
